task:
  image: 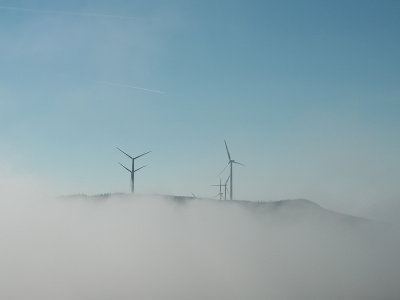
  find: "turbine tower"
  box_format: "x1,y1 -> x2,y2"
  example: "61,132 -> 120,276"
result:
221,140 -> 243,200
117,147 -> 151,193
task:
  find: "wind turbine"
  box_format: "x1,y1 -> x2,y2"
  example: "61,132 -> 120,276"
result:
220,140 -> 243,200
223,176 -> 230,200
117,147 -> 151,193
211,178 -> 224,200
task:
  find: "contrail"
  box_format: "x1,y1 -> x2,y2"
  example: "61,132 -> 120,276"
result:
97,81 -> 166,94
0,6 -> 136,19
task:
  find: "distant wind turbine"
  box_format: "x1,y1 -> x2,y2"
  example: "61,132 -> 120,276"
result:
223,176 -> 230,200
117,147 -> 151,193
220,140 -> 244,200
211,178 -> 224,200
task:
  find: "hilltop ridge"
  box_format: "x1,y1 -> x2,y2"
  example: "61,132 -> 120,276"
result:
60,193 -> 371,227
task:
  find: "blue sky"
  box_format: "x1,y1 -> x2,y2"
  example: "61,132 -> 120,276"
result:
1,0 -> 399,212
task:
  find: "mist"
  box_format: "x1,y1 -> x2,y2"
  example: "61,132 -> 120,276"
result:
1,179 -> 400,300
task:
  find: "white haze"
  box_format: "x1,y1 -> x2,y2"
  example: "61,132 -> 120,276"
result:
1,175 -> 400,299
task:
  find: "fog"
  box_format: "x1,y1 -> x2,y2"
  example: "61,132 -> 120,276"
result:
1,180 -> 400,300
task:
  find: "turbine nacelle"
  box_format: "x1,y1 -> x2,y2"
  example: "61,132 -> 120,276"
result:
232,160 -> 244,166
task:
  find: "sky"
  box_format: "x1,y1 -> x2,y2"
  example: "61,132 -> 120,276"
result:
1,0 -> 399,214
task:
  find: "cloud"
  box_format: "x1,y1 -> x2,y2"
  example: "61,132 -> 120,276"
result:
1,179 -> 400,300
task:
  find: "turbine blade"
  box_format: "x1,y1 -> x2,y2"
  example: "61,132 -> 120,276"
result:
118,162 -> 132,173
116,147 -> 133,159
225,176 -> 230,185
224,140 -> 231,161
134,151 -> 151,160
134,165 -> 147,172
191,193 -> 197,198
218,162 -> 230,176
233,161 -> 245,167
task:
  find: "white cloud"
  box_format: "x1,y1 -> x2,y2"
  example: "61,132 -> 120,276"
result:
1,183 -> 399,299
